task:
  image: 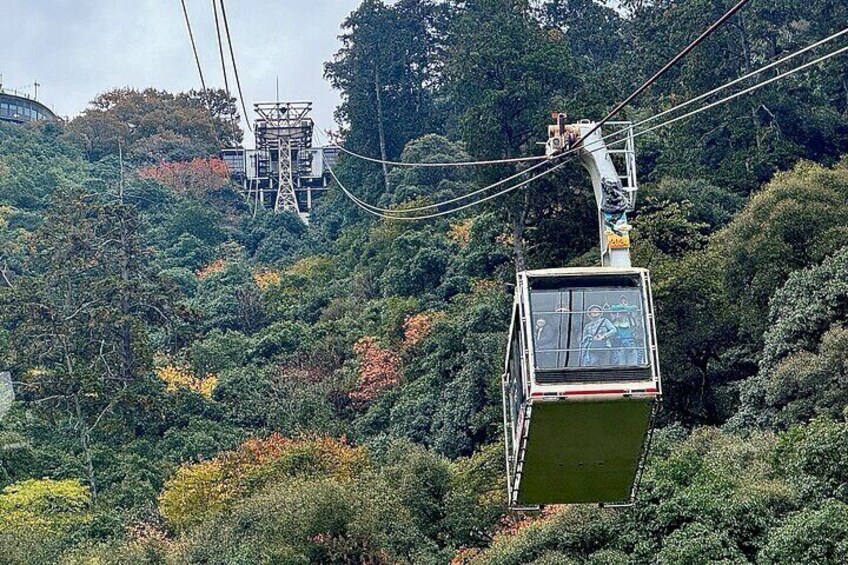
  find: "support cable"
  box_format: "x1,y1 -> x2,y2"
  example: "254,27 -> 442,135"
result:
212,0 -> 240,141
324,139 -> 548,167
614,27 -> 848,146
328,157 -> 571,221
218,0 -> 254,135
330,29 -> 848,215
179,0 -> 222,149
633,42 -> 848,140
325,0 -> 753,170
576,0 -> 753,144
315,128 -> 551,211
331,40 -> 848,220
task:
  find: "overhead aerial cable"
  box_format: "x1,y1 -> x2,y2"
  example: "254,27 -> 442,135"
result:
324,137 -> 548,167
218,0 -> 254,135
527,26 -> 848,171
211,0 -> 240,141
587,26 -> 848,154
326,0 -> 752,170
335,29 -> 848,217
331,38 -> 848,221
631,40 -> 848,139
179,0 -> 222,149
327,156 -> 572,221
576,0 -> 753,145
315,128 -> 552,212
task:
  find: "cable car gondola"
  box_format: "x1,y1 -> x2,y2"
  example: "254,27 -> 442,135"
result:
502,119 -> 661,509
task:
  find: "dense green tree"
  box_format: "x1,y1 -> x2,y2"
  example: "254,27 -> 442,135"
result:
626,0 -> 848,189
0,479 -> 94,565
240,209 -> 312,264
718,160 -> 848,341
759,499 -> 848,564
383,134 -> 477,207
537,0 -> 626,68
650,247 -> 739,423
325,0 -> 448,194
4,0 -> 848,560
445,0 -> 575,159
0,189 -> 173,496
640,177 -> 744,230
772,417 -> 848,504
443,0 -> 619,270
190,260 -> 265,334
0,122 -> 89,210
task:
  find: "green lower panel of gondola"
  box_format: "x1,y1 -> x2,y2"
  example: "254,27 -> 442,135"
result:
517,398 -> 654,505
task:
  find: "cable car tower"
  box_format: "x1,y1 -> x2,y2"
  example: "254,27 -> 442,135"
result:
220,102 -> 339,223
503,116 -> 661,509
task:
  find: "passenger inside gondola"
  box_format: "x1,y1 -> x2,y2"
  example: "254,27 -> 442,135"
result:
611,296 -> 640,365
581,305 -> 616,366
534,317 -> 558,368
530,287 -> 648,371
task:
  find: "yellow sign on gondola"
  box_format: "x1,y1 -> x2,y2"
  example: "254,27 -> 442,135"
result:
608,233 -> 630,249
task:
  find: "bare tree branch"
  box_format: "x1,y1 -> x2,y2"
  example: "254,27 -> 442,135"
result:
0,262 -> 13,289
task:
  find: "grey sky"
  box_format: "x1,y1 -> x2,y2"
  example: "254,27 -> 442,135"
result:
1,0 -> 361,141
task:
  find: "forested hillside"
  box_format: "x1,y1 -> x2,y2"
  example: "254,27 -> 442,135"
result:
2,0 -> 848,563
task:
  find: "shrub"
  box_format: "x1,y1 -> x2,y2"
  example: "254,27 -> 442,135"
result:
159,434 -> 369,529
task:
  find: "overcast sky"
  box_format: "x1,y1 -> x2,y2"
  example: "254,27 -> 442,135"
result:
1,0 -> 362,141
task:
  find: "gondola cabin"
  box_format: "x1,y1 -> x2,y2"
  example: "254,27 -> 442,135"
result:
502,267 -> 661,509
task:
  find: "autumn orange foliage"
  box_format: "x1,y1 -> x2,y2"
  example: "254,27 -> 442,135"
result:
448,219 -> 474,247
402,311 -> 444,349
471,278 -> 501,294
492,505 -> 560,537
350,337 -> 401,406
159,434 -> 368,529
450,547 -> 483,565
195,258 -> 226,280
495,231 -> 514,247
138,157 -> 229,196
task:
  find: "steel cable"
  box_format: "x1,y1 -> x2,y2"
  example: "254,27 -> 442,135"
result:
325,0 -> 753,170
179,0 -> 222,149
331,40 -> 848,220
218,0 -> 254,135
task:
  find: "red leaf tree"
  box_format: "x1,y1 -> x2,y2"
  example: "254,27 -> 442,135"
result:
350,336 -> 401,406
138,157 -> 229,197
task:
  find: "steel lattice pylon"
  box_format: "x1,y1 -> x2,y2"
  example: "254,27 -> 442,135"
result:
221,101 -> 337,223
273,138 -> 296,213
254,101 -> 313,217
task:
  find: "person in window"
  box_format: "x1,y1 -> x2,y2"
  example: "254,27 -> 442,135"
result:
611,306 -> 639,365
534,317 -> 559,368
618,294 -> 637,312
617,295 -> 643,364
581,305 -> 616,366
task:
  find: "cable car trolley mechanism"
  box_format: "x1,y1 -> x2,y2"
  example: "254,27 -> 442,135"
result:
502,117 -> 661,510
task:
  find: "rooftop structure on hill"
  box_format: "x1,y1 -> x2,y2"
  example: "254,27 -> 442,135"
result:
0,84 -> 57,124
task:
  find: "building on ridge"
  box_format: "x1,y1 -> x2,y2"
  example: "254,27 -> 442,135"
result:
0,83 -> 57,124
